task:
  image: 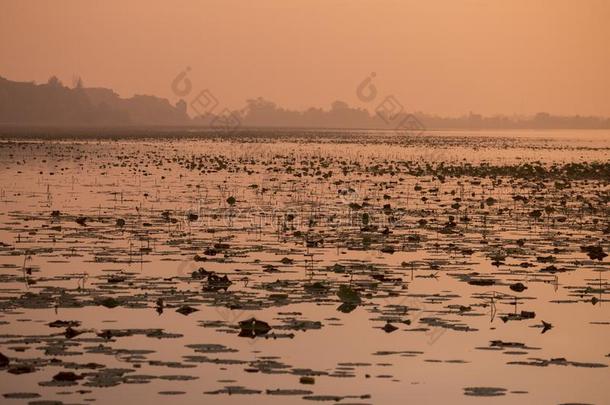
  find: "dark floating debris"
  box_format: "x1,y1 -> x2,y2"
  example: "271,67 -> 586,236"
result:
299,376 -> 315,385
463,387 -> 507,397
191,267 -> 209,279
53,371 -> 84,382
302,394 -> 343,401
205,273 -> 232,290
337,285 -> 361,304
280,257 -> 294,265
0,352 -> 9,368
108,274 -> 127,283
337,302 -> 358,313
97,297 -> 121,309
508,357 -> 608,368
176,305 -> 199,316
509,282 -> 527,292
155,298 -> 164,314
2,393 -> 41,399
581,245 -> 607,261
541,320 -> 553,334
48,320 -> 81,328
238,318 -> 272,338
500,311 -> 536,322
186,344 -> 237,354
382,322 -> 399,333
266,389 -> 314,396
64,326 -> 85,339
468,279 -> 495,286
7,364 -> 35,375
304,282 -> 329,294
205,386 -> 262,395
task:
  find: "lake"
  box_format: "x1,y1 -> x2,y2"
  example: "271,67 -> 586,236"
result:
0,129 -> 608,404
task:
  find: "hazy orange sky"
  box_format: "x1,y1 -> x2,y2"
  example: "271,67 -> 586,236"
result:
1,0 -> 609,116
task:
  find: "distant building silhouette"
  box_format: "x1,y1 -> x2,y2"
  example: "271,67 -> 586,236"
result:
1,75 -> 608,129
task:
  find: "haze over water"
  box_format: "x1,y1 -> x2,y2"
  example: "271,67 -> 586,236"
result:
0,129 -> 608,404
0,1 -> 609,404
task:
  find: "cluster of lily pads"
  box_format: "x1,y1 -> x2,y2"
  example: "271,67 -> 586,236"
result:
0,133 -> 608,403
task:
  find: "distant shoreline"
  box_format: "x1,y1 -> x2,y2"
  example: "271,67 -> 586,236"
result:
1,125 -> 609,141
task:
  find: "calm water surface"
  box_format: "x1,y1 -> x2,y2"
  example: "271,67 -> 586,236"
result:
0,129 -> 608,404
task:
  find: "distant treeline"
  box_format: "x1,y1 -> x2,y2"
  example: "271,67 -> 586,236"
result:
205,98 -> 610,130
0,76 -> 188,126
1,76 -> 609,130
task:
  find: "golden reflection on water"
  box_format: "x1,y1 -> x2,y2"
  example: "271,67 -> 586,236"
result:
0,130 -> 608,404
